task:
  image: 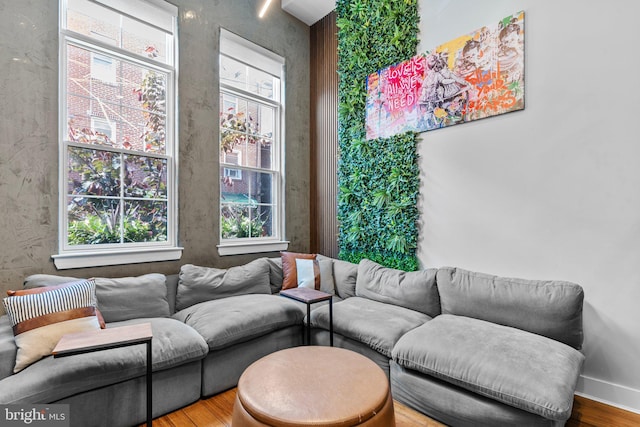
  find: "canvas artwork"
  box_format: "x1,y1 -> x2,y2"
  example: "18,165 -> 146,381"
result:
366,11 -> 525,140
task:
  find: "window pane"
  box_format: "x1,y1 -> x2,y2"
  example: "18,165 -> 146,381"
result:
220,95 -> 247,132
67,197 -> 121,245
123,155 -> 167,198
124,200 -> 167,242
220,56 -> 246,92
259,140 -> 273,169
257,104 -> 275,137
243,136 -> 261,168
220,130 -> 246,162
252,206 -> 274,238
220,204 -> 270,239
220,168 -> 252,205
249,171 -> 274,204
221,204 -> 247,239
66,45 -> 167,154
67,0 -> 171,65
220,169 -> 273,205
67,0 -> 120,46
247,67 -> 277,100
122,16 -> 169,63
68,97 -> 165,153
220,55 -> 278,101
221,93 -> 239,119
68,147 -> 120,197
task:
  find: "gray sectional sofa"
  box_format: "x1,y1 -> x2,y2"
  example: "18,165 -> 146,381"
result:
0,255 -> 584,427
0,259 -> 304,426
311,259 -> 585,427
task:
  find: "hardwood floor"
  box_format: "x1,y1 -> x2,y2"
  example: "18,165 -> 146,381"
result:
566,395 -> 640,427
149,389 -> 640,426
148,388 -> 444,426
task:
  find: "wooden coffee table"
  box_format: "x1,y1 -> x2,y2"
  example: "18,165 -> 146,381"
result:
53,323 -> 154,426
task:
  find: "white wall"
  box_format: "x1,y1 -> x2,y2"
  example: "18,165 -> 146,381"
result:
417,0 -> 640,413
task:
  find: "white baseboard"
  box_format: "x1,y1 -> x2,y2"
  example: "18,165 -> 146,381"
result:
576,375 -> 640,414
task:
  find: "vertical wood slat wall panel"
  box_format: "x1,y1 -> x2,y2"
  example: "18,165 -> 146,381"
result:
310,12 -> 339,258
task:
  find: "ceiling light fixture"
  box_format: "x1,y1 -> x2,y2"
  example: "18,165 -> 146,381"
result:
259,0 -> 273,18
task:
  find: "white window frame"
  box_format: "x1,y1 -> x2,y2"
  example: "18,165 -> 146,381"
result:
53,0 -> 182,269
217,29 -> 288,256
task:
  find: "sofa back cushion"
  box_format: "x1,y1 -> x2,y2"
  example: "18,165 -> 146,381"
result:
176,258 -> 271,311
436,267 -> 584,349
23,274 -> 171,323
0,317 -> 17,380
166,274 -> 179,314
266,257 -> 284,293
332,258 -> 358,299
356,259 -> 440,317
94,275 -> 171,322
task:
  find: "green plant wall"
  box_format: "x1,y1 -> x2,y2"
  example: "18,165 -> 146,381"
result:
336,0 -> 420,271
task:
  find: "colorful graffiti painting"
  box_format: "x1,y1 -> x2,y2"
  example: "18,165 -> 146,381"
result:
365,11 -> 525,140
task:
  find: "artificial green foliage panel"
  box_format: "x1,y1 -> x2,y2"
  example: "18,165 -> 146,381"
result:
336,0 -> 420,271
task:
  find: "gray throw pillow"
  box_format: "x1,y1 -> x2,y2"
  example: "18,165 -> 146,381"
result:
23,274 -> 79,288
23,273 -> 170,323
176,258 -> 271,311
355,259 -> 440,317
94,274 -> 169,322
266,257 -> 284,294
317,256 -> 336,295
332,259 -> 358,298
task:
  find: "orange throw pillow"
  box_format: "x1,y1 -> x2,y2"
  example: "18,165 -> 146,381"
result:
7,280 -> 106,329
281,252 -> 317,290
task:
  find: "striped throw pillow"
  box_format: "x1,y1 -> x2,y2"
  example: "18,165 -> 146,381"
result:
3,279 -> 101,373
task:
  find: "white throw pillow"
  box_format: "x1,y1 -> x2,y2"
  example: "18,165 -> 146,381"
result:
296,258 -> 318,289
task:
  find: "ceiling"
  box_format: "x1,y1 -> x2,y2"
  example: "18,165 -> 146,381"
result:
281,0 -> 335,25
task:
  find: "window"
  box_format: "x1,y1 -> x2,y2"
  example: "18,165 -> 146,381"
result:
90,117 -> 116,143
54,0 -> 181,269
218,29 -> 288,255
90,53 -> 116,84
223,150 -> 242,180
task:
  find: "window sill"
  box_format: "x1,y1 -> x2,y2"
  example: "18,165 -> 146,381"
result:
52,247 -> 184,270
217,240 -> 289,256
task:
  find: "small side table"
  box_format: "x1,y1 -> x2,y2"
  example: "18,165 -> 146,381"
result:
53,323 -> 154,426
280,287 -> 333,346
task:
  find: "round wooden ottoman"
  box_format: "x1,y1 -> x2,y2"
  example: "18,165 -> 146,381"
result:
232,346 -> 395,427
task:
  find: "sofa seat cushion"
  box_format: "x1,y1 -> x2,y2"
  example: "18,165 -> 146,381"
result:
310,297 -> 430,358
392,314 -> 585,421
173,294 -> 304,351
0,317 -> 208,404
